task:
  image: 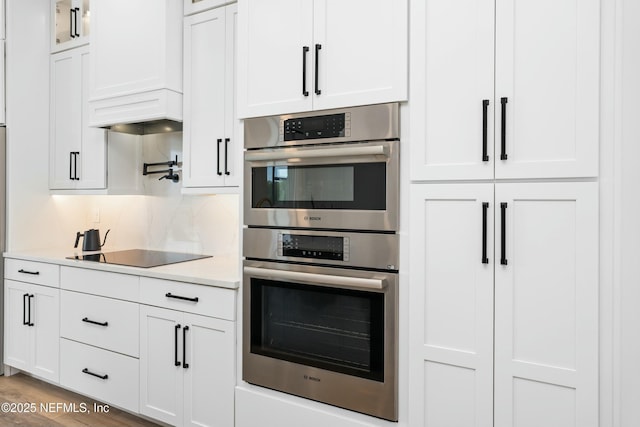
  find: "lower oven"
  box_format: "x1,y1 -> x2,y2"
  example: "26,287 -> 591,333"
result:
242,228 -> 398,421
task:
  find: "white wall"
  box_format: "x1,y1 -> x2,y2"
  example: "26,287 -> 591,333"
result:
5,0 -> 239,256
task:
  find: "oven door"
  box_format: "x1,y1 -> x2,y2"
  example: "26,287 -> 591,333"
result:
242,260 -> 398,421
244,140 -> 398,231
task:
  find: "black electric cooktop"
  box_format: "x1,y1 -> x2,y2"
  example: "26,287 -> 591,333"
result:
66,249 -> 211,268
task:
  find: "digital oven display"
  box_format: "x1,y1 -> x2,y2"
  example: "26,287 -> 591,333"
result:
283,113 -> 346,141
281,234 -> 346,261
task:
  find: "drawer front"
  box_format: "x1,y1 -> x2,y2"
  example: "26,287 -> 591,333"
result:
140,277 -> 235,320
60,338 -> 139,414
61,266 -> 139,301
5,259 -> 60,287
60,290 -> 139,357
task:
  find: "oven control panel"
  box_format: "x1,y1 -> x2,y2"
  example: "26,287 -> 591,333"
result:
282,112 -> 351,141
278,233 -> 349,262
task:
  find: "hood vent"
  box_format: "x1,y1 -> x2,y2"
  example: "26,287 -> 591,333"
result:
105,119 -> 183,136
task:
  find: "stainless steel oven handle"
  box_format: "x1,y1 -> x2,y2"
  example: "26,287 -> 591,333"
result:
243,266 -> 386,290
244,145 -> 388,162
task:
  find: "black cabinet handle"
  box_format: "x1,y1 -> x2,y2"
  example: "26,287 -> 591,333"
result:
166,293 -> 199,303
74,8 -> 80,37
500,97 -> 508,160
23,293 -> 29,326
217,139 -> 222,176
82,317 -> 109,327
69,9 -> 75,38
302,46 -> 310,97
82,368 -> 108,380
500,202 -> 508,265
224,138 -> 230,176
69,152 -> 74,180
482,100 -> 490,162
482,202 -> 489,264
18,269 -> 40,275
27,294 -> 34,326
174,324 -> 181,367
183,326 -> 189,369
314,44 -> 322,95
73,152 -> 80,180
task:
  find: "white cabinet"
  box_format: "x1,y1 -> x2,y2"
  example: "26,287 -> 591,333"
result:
89,0 -> 182,127
52,0 -> 91,53
139,305 -> 235,427
49,46 -> 106,190
183,5 -> 240,190
237,0 -> 408,118
4,280 -> 60,383
184,0 -> 230,16
410,0 -> 599,181
409,182 -> 598,426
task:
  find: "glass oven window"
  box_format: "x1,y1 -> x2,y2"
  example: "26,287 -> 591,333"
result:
250,278 -> 385,382
251,163 -> 386,209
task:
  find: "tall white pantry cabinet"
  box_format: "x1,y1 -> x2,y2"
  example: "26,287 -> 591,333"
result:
409,0 -> 600,426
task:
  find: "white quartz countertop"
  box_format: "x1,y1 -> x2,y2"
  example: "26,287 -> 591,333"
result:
3,248 -> 240,289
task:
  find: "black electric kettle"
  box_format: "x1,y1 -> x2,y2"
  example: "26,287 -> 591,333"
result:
74,229 -> 110,252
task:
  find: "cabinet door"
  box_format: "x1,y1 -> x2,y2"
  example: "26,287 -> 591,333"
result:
30,284 -> 60,383
312,0 -> 408,111
76,48 -> 107,189
222,4 -> 240,187
494,0 -> 599,179
4,280 -> 32,372
237,0 -> 313,118
183,313 -> 235,427
140,306 -> 184,426
494,182 -> 598,427
410,0 -> 494,181
50,48 -> 82,189
183,7 -> 227,188
409,184 -> 494,427
52,0 -> 90,53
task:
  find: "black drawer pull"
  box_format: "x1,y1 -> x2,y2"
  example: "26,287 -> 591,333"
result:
500,202 -> 508,265
482,202 -> 489,264
165,293 -> 199,303
217,139 -> 222,176
27,295 -> 34,327
18,269 -> 40,275
82,368 -> 108,380
23,293 -> 29,325
82,317 -> 109,327
482,99 -> 490,162
302,46 -> 310,96
500,97 -> 508,160
175,324 -> 181,367
314,44 -> 322,95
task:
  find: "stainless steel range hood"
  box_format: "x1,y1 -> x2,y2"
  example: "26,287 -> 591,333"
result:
103,119 -> 183,136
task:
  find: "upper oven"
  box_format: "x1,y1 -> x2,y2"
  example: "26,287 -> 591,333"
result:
244,103 -> 399,231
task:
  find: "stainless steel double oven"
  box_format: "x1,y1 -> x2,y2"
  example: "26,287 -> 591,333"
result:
243,103 -> 399,421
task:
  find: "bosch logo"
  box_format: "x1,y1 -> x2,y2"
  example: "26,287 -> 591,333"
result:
304,216 -> 321,221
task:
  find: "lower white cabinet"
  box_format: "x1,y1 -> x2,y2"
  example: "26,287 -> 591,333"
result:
409,182 -> 598,426
60,338 -> 139,413
4,280 -> 60,383
140,305 -> 235,427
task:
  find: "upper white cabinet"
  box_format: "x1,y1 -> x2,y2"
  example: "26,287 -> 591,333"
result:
410,0 -> 599,181
52,0 -> 91,53
50,46 -> 107,190
183,4 -> 240,190
88,0 -> 182,127
184,0 -> 230,16
237,0 -> 408,118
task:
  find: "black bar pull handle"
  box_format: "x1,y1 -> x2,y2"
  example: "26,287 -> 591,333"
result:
482,202 -> 489,264
217,139 -> 222,176
18,269 -> 40,275
302,46 -> 310,97
27,294 -> 34,326
482,100 -> 490,162
74,8 -> 80,37
315,44 -> 322,95
500,97 -> 508,160
73,152 -> 80,180
69,9 -> 75,38
183,326 -> 190,369
23,293 -> 29,325
166,293 -> 199,303
69,152 -> 74,180
174,324 -> 181,367
224,138 -> 230,176
82,317 -> 109,327
500,202 -> 508,265
82,368 -> 108,380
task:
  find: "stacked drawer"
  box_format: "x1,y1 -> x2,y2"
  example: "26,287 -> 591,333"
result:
59,267 -> 140,413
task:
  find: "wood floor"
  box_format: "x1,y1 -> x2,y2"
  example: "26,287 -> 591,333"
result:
0,373 -> 160,426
